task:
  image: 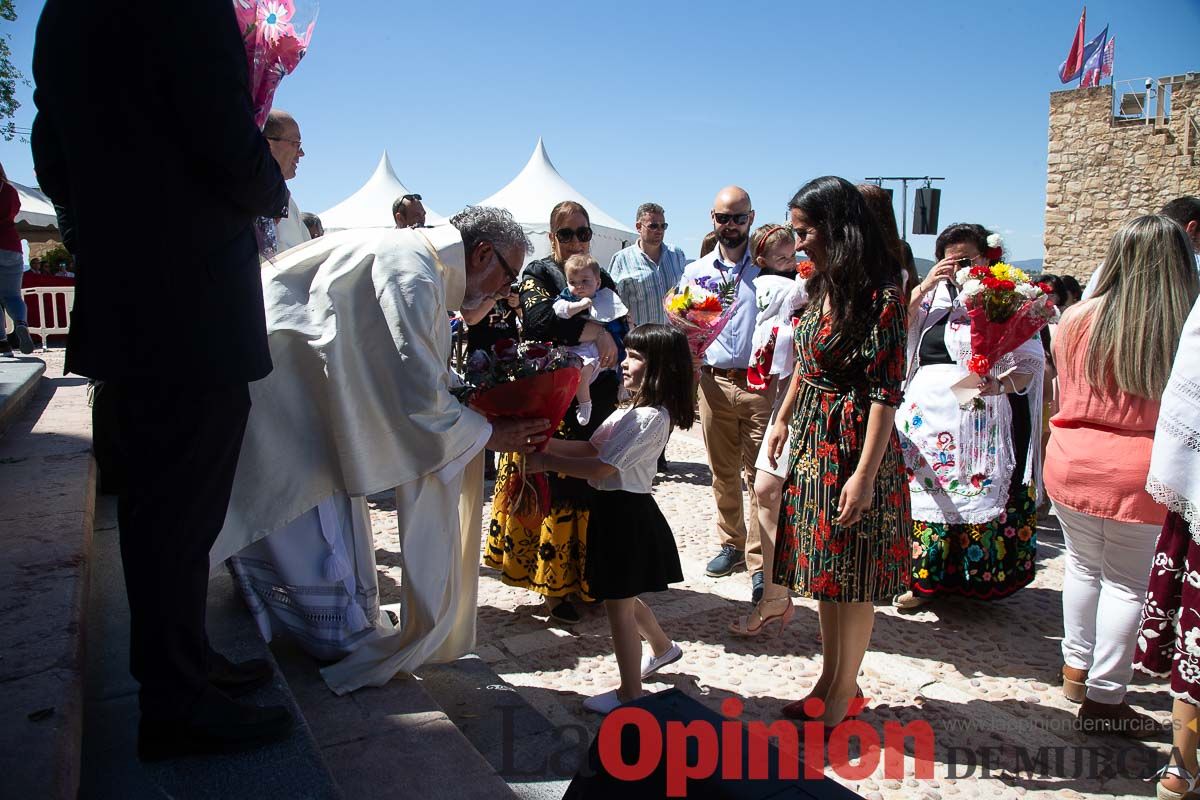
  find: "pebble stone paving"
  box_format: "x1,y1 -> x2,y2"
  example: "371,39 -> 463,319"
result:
367,427 -> 1174,800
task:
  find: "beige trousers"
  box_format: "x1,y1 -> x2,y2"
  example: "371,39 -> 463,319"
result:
698,368 -> 777,574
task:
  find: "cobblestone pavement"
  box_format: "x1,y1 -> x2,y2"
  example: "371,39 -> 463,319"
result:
367,429 -> 1167,800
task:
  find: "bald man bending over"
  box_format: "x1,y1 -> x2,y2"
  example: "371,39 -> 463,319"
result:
683,186 -> 776,601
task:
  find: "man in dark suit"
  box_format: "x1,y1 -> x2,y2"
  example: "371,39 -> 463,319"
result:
32,0 -> 294,760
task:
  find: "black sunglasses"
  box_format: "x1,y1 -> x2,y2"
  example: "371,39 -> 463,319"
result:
401,193 -> 422,202
491,244 -> 519,282
713,212 -> 750,225
554,226 -> 593,243
643,222 -> 669,231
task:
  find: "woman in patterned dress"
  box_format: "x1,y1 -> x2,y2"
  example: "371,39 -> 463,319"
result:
893,224 -> 1044,610
766,176 -> 911,726
483,201 -> 622,624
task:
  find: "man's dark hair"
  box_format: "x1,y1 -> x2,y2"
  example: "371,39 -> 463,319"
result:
1160,196 -> 1200,229
636,202 -> 664,220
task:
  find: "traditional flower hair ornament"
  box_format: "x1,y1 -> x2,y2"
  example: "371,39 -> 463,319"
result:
985,232 -> 1004,263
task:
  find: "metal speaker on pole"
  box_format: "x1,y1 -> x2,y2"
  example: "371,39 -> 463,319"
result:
912,188 -> 941,235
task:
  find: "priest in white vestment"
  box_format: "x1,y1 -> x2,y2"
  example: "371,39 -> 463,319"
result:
210,207 -> 548,695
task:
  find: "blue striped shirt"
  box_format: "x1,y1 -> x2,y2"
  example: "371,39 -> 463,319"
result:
607,241 -> 689,327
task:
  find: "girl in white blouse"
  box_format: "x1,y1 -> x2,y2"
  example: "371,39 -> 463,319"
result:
527,324 -> 697,714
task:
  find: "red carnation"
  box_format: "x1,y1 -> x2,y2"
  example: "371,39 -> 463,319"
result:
1037,281 -> 1054,295
967,353 -> 991,375
986,246 -> 1003,261
997,279 -> 1016,291
982,276 -> 1001,289
969,266 -> 990,279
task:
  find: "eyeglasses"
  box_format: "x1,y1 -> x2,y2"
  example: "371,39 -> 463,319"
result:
642,222 -> 669,231
401,194 -> 422,202
554,226 -> 593,243
267,137 -> 302,148
713,212 -> 750,225
491,244 -> 519,282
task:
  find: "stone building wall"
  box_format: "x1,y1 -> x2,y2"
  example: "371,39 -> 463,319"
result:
1044,77 -> 1199,279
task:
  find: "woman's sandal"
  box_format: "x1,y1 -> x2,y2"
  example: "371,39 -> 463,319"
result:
893,590 -> 932,611
1153,764 -> 1200,800
728,597 -> 795,637
782,687 -> 868,722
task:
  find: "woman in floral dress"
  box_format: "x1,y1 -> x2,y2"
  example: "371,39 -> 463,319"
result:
766,176 -> 911,726
893,224 -> 1044,610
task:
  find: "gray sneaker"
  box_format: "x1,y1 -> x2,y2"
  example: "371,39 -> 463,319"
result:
706,544 -> 744,577
14,325 -> 34,355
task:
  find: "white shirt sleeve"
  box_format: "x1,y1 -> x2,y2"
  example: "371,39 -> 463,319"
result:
435,416 -> 492,485
594,406 -> 670,473
552,297 -> 575,319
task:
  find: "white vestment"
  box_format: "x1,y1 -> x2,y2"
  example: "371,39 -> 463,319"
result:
211,225 -> 491,695
275,194 -> 312,253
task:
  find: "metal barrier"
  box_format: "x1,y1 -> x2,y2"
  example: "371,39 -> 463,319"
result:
21,286 -> 74,350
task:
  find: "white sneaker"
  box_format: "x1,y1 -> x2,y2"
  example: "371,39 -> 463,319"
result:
640,642 -> 682,679
576,401 -> 592,426
582,689 -> 623,715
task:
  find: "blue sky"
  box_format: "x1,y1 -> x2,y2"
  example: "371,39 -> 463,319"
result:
2,0 -> 1198,261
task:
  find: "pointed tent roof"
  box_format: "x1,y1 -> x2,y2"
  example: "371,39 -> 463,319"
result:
478,139 -> 633,233
13,181 -> 57,230
318,152 -> 445,231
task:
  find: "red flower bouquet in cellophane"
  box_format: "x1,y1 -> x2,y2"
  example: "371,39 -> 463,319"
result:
455,339 -> 582,528
954,262 -> 1058,376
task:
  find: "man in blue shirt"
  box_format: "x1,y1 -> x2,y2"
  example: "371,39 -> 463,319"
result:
683,186 -> 777,602
608,202 -> 688,327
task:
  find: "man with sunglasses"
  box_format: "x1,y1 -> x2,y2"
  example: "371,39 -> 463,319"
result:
683,186 -> 776,602
264,109 -> 311,251
393,193 -> 428,228
607,202 -> 688,328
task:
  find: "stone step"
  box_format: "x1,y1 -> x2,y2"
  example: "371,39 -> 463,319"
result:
0,367 -> 91,800
419,656 -> 578,800
270,631 -> 522,799
0,355 -> 46,435
79,495 -> 342,799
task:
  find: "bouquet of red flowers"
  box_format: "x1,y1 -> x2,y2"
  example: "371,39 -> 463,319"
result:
455,340 -> 582,529
663,276 -> 737,375
233,0 -> 318,258
951,261 -> 1057,405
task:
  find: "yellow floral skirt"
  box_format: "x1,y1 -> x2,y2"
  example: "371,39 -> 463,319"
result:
483,454 -> 591,599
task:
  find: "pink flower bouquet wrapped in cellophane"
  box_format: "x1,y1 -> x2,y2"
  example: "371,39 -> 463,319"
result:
453,339 -> 582,530
663,275 -> 737,377
233,0 -> 318,258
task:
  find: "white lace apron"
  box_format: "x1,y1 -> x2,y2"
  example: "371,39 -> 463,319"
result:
896,283 -> 1044,524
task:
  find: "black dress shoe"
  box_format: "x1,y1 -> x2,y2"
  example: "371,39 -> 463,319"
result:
138,689 -> 294,761
208,651 -> 274,697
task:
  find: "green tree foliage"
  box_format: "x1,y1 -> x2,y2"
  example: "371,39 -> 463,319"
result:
0,1 -> 22,141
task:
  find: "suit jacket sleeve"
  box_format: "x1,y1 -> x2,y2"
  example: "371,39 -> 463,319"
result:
131,0 -> 287,219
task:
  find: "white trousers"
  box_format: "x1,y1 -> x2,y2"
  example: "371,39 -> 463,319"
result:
1054,501 -> 1160,703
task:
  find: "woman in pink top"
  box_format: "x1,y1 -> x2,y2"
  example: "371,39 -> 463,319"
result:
1045,215 -> 1199,738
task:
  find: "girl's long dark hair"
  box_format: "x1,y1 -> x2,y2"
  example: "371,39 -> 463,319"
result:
788,176 -> 894,336
623,324 -> 696,430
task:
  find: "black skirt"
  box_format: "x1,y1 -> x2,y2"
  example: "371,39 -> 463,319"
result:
585,489 -> 683,600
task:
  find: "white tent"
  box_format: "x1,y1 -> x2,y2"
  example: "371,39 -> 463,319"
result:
318,151 -> 446,231
477,139 -> 635,269
13,181 -> 58,243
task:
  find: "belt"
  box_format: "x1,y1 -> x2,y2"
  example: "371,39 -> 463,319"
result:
701,365 -> 747,380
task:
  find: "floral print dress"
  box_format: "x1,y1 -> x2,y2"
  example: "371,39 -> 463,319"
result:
1134,512 -> 1200,705
773,286 -> 911,602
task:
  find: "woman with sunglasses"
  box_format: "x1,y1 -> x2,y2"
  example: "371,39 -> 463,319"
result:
483,200 -> 623,625
893,223 -> 1045,610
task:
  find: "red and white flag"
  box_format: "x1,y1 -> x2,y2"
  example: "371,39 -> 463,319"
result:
1100,36 -> 1115,79
1058,7 -> 1087,83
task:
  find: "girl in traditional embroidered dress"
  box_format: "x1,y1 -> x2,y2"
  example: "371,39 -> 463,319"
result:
893,224 -> 1045,610
767,177 -> 911,725
527,324 -> 695,714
